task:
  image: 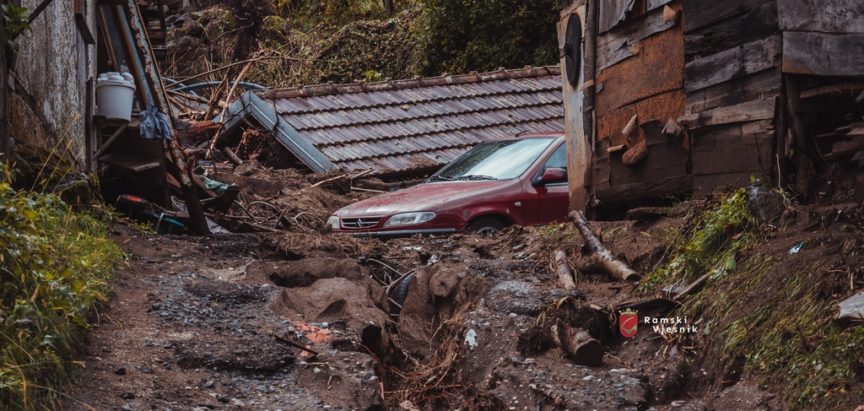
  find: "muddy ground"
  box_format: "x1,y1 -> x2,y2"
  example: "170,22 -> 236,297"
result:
62,205 -> 791,411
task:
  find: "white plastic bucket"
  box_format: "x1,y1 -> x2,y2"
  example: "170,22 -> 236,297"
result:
96,72 -> 136,121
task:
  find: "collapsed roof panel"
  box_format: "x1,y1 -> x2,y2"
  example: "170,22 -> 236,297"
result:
223,66 -> 564,178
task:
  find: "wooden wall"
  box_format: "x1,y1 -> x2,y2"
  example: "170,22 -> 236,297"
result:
681,0 -> 780,193
589,0 -> 690,206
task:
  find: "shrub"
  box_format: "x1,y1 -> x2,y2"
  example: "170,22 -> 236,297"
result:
0,180 -> 123,409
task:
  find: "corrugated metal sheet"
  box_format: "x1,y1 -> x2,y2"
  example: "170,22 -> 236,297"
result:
253,66 -> 564,177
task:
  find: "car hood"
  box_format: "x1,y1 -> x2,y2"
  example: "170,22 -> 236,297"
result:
335,180 -> 514,217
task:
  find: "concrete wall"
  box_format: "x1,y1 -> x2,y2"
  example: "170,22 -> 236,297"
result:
10,0 -> 96,164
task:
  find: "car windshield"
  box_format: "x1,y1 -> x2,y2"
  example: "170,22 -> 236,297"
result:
431,138 -> 555,181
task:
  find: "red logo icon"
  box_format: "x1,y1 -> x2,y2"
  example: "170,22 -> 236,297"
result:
619,308 -> 638,338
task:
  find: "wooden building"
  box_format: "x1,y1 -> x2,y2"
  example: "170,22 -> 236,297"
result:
560,0 -> 864,214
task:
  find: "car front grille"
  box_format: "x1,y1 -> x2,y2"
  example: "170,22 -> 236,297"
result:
341,217 -> 382,229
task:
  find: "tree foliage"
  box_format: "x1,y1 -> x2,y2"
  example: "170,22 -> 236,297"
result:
417,0 -> 563,75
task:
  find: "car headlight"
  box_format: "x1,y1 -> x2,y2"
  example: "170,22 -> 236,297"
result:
326,215 -> 340,230
383,212 -> 436,228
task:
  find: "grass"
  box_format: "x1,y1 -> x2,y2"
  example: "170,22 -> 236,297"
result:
0,176 -> 123,410
641,189 -> 753,290
643,188 -> 864,409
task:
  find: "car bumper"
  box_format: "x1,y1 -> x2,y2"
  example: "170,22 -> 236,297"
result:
340,228 -> 458,238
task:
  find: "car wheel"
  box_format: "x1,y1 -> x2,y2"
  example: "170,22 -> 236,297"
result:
466,216 -> 508,235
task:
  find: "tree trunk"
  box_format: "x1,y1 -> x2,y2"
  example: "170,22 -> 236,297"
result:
383,0 -> 394,15
554,250 -> 577,290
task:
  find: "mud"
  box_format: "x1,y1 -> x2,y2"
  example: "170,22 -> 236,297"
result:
65,201 -> 815,410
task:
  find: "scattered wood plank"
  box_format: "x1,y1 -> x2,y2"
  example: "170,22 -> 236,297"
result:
680,97 -> 776,129
777,0 -> 864,33
568,211 -> 640,282
98,153 -> 161,172
782,31 -> 864,77
553,250 -> 577,290
684,35 -> 780,93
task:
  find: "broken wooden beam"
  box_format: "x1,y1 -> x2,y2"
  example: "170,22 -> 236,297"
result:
568,211 -> 640,282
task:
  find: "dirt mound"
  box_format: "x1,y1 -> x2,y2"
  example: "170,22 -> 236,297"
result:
271,277 -> 388,342
263,257 -> 367,288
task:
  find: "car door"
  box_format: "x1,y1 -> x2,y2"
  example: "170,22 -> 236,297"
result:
521,143 -> 570,225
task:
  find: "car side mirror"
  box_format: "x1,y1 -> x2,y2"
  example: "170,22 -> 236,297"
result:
533,167 -> 567,186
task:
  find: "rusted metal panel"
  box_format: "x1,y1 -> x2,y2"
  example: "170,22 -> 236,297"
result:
596,6 -> 678,70
590,0 -> 689,203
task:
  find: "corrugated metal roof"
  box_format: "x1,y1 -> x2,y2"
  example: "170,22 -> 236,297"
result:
230,66 -> 564,177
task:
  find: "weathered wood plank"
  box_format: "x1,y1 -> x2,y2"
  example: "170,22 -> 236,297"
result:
685,69 -> 781,114
681,98 -> 776,129
782,31 -> 864,77
599,0 -> 636,34
647,0 -> 674,11
684,35 -> 780,93
597,8 -> 678,70
684,1 -> 778,60
595,175 -> 693,203
684,0 -> 773,33
777,0 -> 864,33
692,126 -> 773,175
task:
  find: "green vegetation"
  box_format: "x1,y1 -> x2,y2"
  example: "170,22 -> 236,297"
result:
642,189 -> 753,290
417,0 -> 562,76
168,0 -> 563,86
0,177 -> 123,410
645,189 -> 864,409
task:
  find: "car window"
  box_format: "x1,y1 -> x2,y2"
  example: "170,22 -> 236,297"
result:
544,143 -> 567,171
431,138 -> 555,181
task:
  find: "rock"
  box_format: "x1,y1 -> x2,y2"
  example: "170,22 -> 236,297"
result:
120,392 -> 135,400
747,183 -> 786,223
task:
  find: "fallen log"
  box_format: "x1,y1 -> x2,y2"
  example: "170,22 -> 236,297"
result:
568,211 -> 640,282
553,250 -> 577,290
552,319 -> 603,366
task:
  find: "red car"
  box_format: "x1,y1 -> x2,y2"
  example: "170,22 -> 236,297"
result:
327,133 -> 570,237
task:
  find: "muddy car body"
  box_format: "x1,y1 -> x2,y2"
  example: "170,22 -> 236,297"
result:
328,133 -> 569,237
